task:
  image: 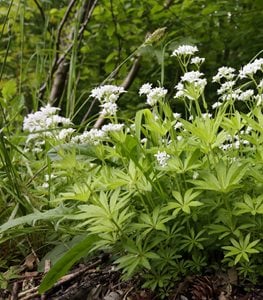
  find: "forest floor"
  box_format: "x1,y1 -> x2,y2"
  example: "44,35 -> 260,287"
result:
1,254 -> 263,300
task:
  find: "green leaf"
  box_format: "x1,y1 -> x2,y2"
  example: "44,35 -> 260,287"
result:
38,234 -> 99,293
2,79 -> 17,100
0,206 -> 70,233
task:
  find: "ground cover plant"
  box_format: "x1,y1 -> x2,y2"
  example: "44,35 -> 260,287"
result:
2,42 -> 263,298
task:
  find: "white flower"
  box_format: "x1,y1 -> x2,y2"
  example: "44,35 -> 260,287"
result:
90,85 -> 125,103
71,129 -> 106,145
217,81 -> 235,95
141,138 -> 147,144
258,79 -> 263,89
238,89 -> 254,101
154,151 -> 170,167
177,135 -> 183,141
102,123 -> 124,132
181,71 -> 203,83
176,71 -> 206,100
181,71 -> 207,90
173,113 -> 181,119
245,126 -> 252,134
100,102 -> 118,116
172,45 -> 198,57
139,83 -> 152,95
201,113 -> 212,119
255,94 -> 263,106
212,102 -> 223,109
44,174 -> 56,181
212,67 -> 236,82
193,172 -> 199,179
174,121 -> 183,130
174,82 -> 185,98
57,128 -> 75,140
42,182 -> 49,189
40,103 -> 60,115
239,58 -> 263,78
146,87 -> 167,106
23,104 -> 71,133
190,56 -> 205,65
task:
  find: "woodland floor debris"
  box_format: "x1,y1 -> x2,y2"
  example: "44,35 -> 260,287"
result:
1,256 -> 263,300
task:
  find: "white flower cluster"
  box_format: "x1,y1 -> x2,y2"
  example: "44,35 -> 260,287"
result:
212,67 -> 236,83
217,81 -> 235,95
71,128 -> 106,145
190,56 -> 205,65
101,123 -> 124,132
171,45 -> 198,57
175,71 -> 207,100
219,134 -> 250,151
154,150 -> 170,167
91,85 -> 125,116
139,83 -> 167,106
71,123 -> 124,145
23,104 -> 71,133
239,58 -> 263,79
23,104 -> 73,152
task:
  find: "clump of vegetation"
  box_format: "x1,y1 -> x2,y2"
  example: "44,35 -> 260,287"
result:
2,1 -> 263,297
2,43 -> 263,297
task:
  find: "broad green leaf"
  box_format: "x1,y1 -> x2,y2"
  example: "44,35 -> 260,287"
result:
39,234 -> 99,293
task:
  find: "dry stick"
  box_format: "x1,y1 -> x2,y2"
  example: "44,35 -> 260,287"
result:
50,0 -> 98,106
56,0 -> 98,67
92,55 -> 141,129
38,0 -> 78,100
17,258 -> 102,300
32,0 -> 46,23
39,0 -> 98,104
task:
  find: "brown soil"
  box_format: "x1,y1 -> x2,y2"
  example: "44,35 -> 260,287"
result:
1,256 -> 263,300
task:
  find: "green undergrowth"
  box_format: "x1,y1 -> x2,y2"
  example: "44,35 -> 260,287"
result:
2,44 -> 263,297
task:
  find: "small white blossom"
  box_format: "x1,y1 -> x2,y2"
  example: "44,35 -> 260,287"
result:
71,129 -> 106,145
177,135 -> 183,141
174,121 -> 183,130
193,172 -> 199,179
201,113 -> 212,119
154,151 -> 170,167
245,126 -> 252,134
102,123 -> 124,132
239,58 -> 263,78
139,83 -> 152,95
217,81 -> 235,95
23,104 -> 71,133
90,85 -> 125,103
173,113 -> 181,119
42,182 -> 49,189
44,174 -> 56,181
174,82 -> 185,98
255,94 -> 263,106
181,71 -> 204,83
100,102 -> 118,116
57,128 -> 75,140
181,71 -> 207,90
172,45 -> 198,57
212,102 -> 223,109
238,89 -> 254,101
212,66 -> 236,82
258,79 -> 263,89
146,87 -> 167,106
190,56 -> 205,65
